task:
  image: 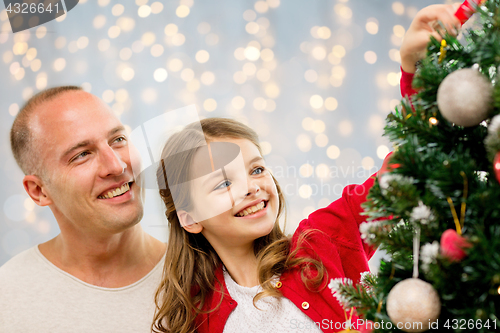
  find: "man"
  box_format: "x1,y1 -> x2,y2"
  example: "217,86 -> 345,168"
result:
0,86 -> 167,332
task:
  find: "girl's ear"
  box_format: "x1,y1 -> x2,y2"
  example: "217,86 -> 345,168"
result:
177,210 -> 203,234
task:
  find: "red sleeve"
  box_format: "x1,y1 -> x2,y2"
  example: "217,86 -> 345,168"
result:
400,66 -> 416,98
297,173 -> 377,261
296,153 -> 395,260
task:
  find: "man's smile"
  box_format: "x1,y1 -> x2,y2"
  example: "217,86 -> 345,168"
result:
98,182 -> 133,199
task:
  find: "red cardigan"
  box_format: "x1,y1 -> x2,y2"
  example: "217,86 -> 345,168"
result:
193,70 -> 416,333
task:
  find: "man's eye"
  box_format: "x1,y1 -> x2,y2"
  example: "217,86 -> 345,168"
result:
114,136 -> 126,143
252,167 -> 265,175
73,151 -> 90,161
214,180 -> 232,190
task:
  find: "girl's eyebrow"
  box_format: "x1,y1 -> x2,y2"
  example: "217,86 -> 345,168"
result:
200,155 -> 264,188
248,156 -> 263,165
202,169 -> 224,187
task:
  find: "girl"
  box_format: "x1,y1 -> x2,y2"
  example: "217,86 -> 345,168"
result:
152,117 -> 378,333
152,4 -> 461,332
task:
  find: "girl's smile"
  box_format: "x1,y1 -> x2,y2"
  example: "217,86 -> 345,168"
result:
234,199 -> 268,218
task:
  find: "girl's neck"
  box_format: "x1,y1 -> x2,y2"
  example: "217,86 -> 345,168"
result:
218,245 -> 259,287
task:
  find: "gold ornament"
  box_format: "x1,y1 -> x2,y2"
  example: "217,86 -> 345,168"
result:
438,39 -> 447,64
386,278 -> 441,333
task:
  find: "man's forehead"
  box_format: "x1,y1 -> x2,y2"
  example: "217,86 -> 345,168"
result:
34,91 -> 117,127
32,91 -> 123,150
37,90 -> 108,116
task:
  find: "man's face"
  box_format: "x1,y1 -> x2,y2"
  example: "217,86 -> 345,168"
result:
32,91 -> 143,234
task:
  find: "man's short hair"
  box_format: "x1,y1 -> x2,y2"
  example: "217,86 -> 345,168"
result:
10,85 -> 83,177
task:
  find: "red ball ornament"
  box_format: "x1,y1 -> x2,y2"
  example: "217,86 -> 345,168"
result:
358,320 -> 375,333
494,152 -> 500,184
440,229 -> 472,262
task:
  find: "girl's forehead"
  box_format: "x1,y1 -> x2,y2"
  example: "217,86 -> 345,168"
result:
191,141 -> 241,179
208,137 -> 262,159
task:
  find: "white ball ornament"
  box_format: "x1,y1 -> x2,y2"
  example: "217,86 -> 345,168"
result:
386,278 -> 441,333
437,68 -> 493,127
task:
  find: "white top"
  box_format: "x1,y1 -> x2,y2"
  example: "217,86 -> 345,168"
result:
0,246 -> 165,333
222,269 -> 323,333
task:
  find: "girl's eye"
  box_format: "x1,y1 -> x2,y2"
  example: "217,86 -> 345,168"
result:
252,167 -> 265,175
214,179 -> 232,191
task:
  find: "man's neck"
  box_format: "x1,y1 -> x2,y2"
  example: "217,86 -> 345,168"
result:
38,225 -> 166,288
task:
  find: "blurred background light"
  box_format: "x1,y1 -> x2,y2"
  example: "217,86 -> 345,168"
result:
0,0 -> 442,267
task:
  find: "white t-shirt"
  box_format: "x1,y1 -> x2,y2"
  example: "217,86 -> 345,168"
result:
0,246 -> 165,333
222,269 -> 323,333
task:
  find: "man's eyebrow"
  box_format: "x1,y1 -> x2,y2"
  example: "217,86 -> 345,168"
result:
62,126 -> 126,160
62,140 -> 92,160
108,125 -> 125,137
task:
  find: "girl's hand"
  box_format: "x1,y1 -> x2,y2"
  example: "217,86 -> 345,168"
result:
400,3 -> 462,74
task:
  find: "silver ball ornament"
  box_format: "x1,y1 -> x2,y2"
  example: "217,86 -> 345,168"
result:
437,68 -> 492,127
386,278 -> 441,333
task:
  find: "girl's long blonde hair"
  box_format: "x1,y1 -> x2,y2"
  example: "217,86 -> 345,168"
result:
152,118 -> 325,333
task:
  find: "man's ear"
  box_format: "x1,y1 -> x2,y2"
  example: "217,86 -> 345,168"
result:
177,210 -> 203,234
23,175 -> 52,206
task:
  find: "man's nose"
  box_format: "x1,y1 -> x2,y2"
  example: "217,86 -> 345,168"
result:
100,146 -> 127,177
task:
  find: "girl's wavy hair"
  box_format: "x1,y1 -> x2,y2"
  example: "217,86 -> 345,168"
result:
152,117 -> 325,333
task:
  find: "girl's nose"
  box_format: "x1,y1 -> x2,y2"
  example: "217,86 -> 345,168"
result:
246,179 -> 261,196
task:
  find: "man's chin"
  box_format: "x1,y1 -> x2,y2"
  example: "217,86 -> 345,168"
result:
102,207 -> 144,233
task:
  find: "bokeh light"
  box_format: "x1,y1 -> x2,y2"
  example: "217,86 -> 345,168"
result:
204,98 -> 217,112
154,68 -> 168,82
0,0 -> 414,265
366,18 -> 379,34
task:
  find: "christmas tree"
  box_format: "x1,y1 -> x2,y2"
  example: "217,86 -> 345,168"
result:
330,1 -> 500,332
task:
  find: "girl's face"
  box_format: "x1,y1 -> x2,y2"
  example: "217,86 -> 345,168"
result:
181,138 -> 279,250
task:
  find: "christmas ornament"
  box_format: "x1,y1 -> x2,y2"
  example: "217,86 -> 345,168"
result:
357,320 -> 375,333
436,68 -> 493,127
442,174 -> 470,262
438,40 -> 447,64
386,278 -> 441,332
387,226 -> 441,332
440,229 -> 472,262
494,152 -> 500,184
